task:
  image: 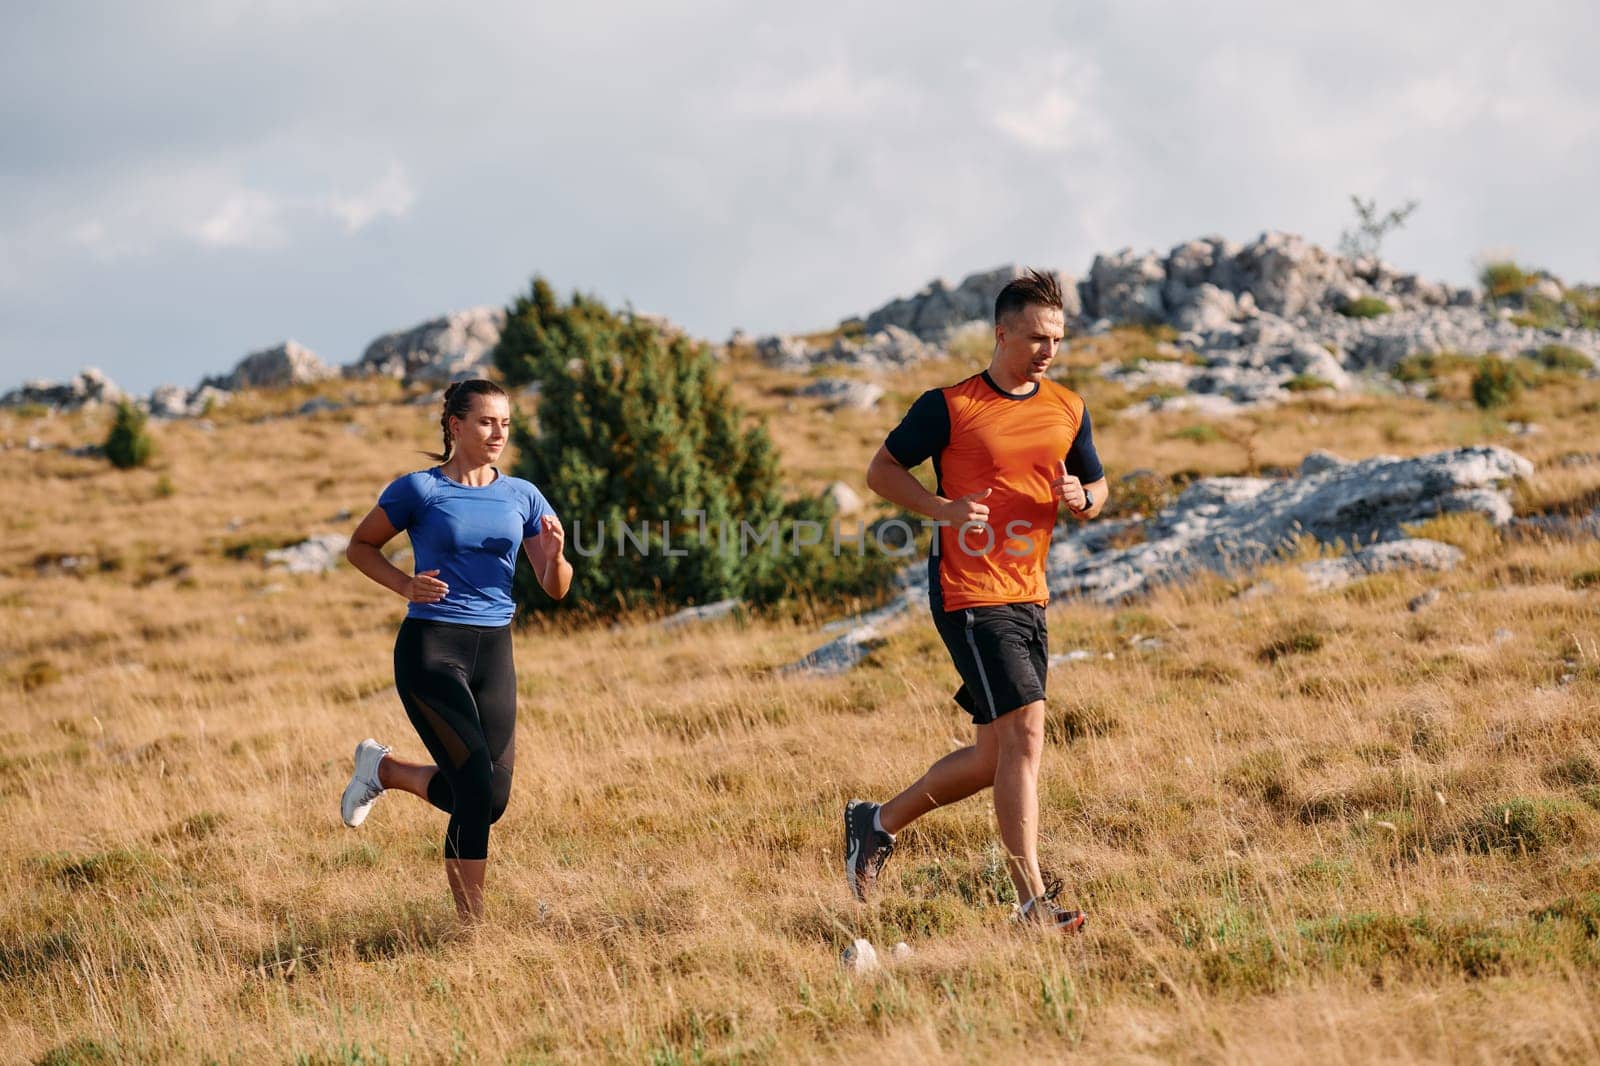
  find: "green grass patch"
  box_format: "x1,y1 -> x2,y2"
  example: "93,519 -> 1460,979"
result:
1284,374 -> 1335,393
1340,297 -> 1392,319
1458,797 -> 1594,855
1258,625 -> 1325,663
1533,344 -> 1593,373
1392,351 -> 1479,384
1170,423 -> 1222,444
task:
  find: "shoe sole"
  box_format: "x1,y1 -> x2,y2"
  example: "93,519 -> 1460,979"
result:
844,801 -> 866,901
341,740 -> 384,828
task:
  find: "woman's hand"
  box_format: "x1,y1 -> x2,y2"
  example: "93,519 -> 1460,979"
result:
408,568 -> 449,603
538,514 -> 565,560
525,516 -> 572,601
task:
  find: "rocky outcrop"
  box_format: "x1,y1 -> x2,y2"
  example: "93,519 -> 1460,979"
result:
350,306 -> 506,384
1079,232 -> 1469,325
801,379 -> 884,411
1296,538 -> 1464,591
1048,446 -> 1531,602
205,341 -> 334,391
756,325 -> 940,372
148,384 -> 231,419
1,368 -> 124,411
763,231 -> 1597,410
784,446 -> 1530,675
860,266 -> 1080,340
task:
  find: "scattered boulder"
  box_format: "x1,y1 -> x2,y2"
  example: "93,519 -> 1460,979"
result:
350,307 -> 506,384
263,533 -> 349,575
785,597 -> 912,675
206,341 -> 334,391
654,598 -> 743,629
841,939 -> 879,974
297,397 -> 343,416
1297,539 -> 1464,591
1048,446 -> 1531,602
1,368 -> 124,412
756,325 -> 940,373
1408,588 -> 1441,612
148,384 -> 230,419
802,379 -> 884,411
823,481 -> 864,517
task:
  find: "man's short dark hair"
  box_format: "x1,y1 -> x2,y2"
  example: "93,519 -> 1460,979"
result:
994,268 -> 1064,323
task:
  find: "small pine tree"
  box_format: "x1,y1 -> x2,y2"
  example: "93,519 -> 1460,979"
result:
1471,356 -> 1521,410
495,278 -> 897,616
104,401 -> 153,469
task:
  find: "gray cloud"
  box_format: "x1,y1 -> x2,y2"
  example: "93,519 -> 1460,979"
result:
2,0 -> 1596,393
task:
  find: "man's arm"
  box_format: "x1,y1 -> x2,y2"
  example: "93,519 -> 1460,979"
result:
866,445 -> 991,527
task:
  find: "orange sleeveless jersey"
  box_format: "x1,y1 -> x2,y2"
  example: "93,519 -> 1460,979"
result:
884,372 -> 1101,612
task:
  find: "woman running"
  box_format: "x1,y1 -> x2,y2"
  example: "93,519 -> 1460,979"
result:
339,378 -> 571,922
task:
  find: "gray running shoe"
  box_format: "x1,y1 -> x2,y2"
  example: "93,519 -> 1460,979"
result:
340,738 -> 390,828
844,799 -> 896,901
1015,879 -> 1087,933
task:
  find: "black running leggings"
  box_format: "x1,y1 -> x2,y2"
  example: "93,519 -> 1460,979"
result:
393,618 -> 517,861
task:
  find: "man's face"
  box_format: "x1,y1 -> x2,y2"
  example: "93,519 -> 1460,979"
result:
994,304 -> 1065,383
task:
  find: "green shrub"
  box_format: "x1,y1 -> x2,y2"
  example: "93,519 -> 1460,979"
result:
1471,356 -> 1521,409
1340,296 -> 1392,319
103,401 -> 153,469
1480,261 -> 1531,301
495,279 -> 899,616
1459,797 -> 1591,854
1533,344 -> 1592,373
1513,294 -> 1568,331
1259,626 -> 1325,663
1391,352 -> 1477,384
1284,374 -> 1335,392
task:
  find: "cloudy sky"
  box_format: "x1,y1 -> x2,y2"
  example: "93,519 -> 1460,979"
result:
3,0 -> 1596,394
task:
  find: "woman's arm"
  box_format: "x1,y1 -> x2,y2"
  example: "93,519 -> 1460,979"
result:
345,506 -> 448,603
522,514 -> 572,600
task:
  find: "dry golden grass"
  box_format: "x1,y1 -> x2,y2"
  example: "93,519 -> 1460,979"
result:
4,364 -> 1600,1064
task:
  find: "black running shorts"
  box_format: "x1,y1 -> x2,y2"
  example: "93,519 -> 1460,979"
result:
932,603 -> 1049,724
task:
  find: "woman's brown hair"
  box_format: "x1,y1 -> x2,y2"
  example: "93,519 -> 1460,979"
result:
426,378 -> 508,462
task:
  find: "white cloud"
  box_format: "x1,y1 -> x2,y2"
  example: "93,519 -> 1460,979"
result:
989,56 -> 1104,155
193,188 -> 290,249
723,57 -> 914,121
328,162 -> 417,233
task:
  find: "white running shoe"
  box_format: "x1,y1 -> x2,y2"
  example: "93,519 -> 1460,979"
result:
340,738 -> 390,827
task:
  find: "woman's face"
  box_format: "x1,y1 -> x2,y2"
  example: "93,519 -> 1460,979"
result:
449,392 -> 512,466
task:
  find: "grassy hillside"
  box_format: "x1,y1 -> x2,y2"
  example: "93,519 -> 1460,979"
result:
3,351 -> 1600,1063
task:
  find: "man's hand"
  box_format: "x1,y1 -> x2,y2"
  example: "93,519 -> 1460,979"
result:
1050,461 -> 1087,512
940,487 -> 991,527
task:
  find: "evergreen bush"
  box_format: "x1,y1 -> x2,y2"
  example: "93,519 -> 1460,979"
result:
104,401 -> 153,469
1471,356 -> 1521,409
495,279 -> 899,615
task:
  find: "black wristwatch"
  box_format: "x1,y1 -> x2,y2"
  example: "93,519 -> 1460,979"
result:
1073,488 -> 1094,515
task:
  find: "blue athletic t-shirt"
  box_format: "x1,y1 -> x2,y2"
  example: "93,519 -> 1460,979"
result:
378,467 -> 557,626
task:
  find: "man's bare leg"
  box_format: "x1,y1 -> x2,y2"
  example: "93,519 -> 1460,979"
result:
991,700 -> 1047,904
878,724 -> 1000,834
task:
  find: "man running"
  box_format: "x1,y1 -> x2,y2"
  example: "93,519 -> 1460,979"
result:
845,269 -> 1107,931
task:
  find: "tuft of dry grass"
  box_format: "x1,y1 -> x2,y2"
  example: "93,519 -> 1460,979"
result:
4,369 -> 1600,1062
